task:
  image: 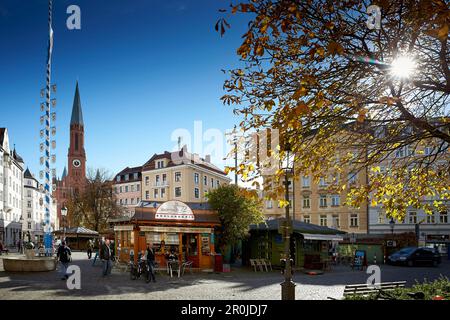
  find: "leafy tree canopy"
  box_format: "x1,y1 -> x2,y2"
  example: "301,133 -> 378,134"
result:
218,0 -> 449,220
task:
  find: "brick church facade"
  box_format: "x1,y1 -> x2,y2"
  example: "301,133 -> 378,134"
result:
53,82 -> 87,227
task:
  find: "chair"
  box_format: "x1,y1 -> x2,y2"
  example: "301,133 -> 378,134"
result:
168,260 -> 181,278
249,259 -> 258,272
264,259 -> 273,271
255,259 -> 265,272
181,261 -> 193,276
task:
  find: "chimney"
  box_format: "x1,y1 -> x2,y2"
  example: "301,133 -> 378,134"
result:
205,155 -> 211,163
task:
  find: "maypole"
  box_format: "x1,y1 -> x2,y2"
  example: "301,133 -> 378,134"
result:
41,0 -> 56,255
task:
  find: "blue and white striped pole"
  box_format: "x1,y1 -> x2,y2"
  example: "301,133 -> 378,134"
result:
43,0 -> 54,255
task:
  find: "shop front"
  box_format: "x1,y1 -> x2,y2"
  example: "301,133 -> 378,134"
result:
113,200 -> 220,271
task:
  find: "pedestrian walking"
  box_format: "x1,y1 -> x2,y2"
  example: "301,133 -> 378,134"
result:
100,239 -> 112,276
56,241 -> 72,280
146,242 -> 156,283
87,239 -> 93,259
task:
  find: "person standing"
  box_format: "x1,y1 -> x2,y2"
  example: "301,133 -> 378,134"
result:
100,239 -> 112,277
146,243 -> 156,283
57,241 -> 72,280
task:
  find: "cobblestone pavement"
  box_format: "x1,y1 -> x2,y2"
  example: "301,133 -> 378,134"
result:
0,252 -> 449,300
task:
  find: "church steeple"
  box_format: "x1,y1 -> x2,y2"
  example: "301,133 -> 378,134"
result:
70,81 -> 83,126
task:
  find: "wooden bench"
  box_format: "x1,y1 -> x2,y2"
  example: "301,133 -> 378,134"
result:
338,281 -> 407,299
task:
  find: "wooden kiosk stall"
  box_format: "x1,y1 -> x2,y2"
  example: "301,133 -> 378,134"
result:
112,200 -> 220,271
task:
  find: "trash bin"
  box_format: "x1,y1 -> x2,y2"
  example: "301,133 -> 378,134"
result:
214,254 -> 223,272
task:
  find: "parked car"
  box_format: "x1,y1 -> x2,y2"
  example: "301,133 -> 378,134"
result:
387,247 -> 441,267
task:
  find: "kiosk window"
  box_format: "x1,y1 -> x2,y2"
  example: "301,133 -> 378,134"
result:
166,233 -> 180,245
146,232 -> 161,244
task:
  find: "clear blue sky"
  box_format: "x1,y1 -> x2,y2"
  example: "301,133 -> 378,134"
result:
0,0 -> 248,179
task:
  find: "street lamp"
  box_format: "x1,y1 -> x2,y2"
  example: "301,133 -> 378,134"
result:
280,141 -> 295,300
389,217 -> 395,236
61,206 -> 68,242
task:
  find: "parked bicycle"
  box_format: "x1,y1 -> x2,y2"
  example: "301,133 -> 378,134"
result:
130,253 -> 151,282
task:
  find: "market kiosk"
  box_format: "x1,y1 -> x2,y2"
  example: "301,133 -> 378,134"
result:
112,200 -> 220,271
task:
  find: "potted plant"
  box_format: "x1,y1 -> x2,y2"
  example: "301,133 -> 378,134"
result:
24,242 -> 35,259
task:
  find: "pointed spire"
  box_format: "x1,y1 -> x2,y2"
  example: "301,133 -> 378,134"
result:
70,81 -> 84,125
61,166 -> 67,180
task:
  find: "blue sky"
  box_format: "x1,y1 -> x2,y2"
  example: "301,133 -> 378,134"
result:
0,0 -> 248,179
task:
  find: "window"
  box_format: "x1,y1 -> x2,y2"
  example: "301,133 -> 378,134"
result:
440,211 -> 448,224
131,198 -> 134,205
302,176 -> 310,188
332,215 -> 340,228
331,195 -> 340,206
28,222 -> 31,229
120,199 -> 123,205
124,199 -> 128,205
303,196 -> 310,208
350,214 -> 359,227
162,174 -> 167,183
175,172 -> 181,182
395,147 -> 405,158
114,187 -> 118,194
175,187 -> 182,197
125,174 -> 129,181
131,185 -> 135,192
303,215 -> 311,224
156,175 -> 160,185
119,186 -> 122,193
427,214 -> 435,224
125,186 -> 129,193
216,180 -> 220,188
319,177 -> 327,187
156,160 -> 165,168
154,189 -> 158,198
136,184 -> 140,192
378,212 -> 384,224
27,190 -> 32,197
27,212 -> 32,219
27,201 -> 32,208
266,200 -> 273,209
409,212 -> 417,224
134,173 -> 138,180
145,177 -> 149,186
319,195 -> 327,207
145,191 -> 149,200
320,215 -> 327,226
211,178 -> 214,187
137,197 -> 140,203
204,176 -> 208,185
424,146 -> 433,156
194,173 -> 199,184
194,188 -> 199,199
348,172 -> 357,184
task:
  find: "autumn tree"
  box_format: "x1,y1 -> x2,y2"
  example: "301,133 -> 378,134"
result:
218,0 -> 449,220
207,184 -> 265,253
67,168 -> 122,232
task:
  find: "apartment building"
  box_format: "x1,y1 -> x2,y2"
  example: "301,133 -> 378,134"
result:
263,167 -> 368,234
113,166 -> 142,217
141,147 -> 231,204
0,128 -> 25,246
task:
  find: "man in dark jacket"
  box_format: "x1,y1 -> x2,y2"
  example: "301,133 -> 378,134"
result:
100,239 -> 112,276
146,243 -> 156,283
57,241 -> 72,280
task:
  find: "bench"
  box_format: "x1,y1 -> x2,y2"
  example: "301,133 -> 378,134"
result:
331,281 -> 407,299
250,259 -> 272,272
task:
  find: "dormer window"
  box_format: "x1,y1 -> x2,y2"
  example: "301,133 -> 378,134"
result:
156,160 -> 165,168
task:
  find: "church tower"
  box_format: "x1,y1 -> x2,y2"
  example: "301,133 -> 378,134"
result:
67,81 -> 86,193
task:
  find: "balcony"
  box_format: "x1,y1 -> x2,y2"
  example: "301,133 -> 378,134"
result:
153,181 -> 169,187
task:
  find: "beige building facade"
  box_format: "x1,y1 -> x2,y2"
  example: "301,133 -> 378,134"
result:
141,149 -> 231,204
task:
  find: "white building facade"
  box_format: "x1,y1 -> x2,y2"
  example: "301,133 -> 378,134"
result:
0,128 -> 24,247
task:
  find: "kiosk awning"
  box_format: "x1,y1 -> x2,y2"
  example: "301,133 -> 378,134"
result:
114,225 -> 134,231
301,233 -> 344,241
139,226 -> 213,234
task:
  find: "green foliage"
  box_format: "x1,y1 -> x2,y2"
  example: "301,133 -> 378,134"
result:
345,276 -> 450,300
208,185 -> 265,250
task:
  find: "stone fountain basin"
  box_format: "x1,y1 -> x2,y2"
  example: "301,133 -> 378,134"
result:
2,256 -> 57,272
